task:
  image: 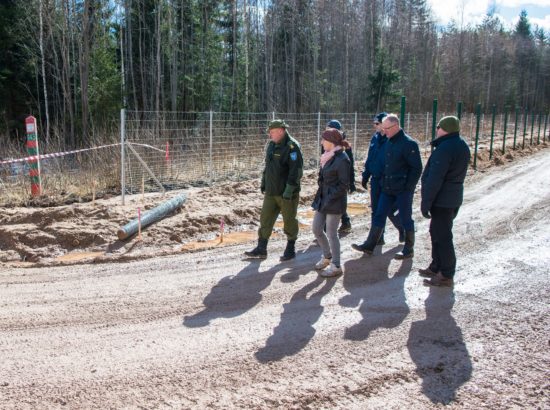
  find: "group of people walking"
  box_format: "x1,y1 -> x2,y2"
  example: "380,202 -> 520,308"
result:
245,113 -> 470,287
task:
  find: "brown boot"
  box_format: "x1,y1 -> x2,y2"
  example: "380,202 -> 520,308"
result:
423,272 -> 454,287
418,267 -> 437,278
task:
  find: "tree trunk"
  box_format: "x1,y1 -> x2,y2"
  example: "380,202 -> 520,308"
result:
39,0 -> 51,144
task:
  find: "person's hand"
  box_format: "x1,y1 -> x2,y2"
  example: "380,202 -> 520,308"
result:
361,178 -> 368,189
261,185 -> 265,194
349,184 -> 357,193
282,185 -> 294,200
421,205 -> 431,219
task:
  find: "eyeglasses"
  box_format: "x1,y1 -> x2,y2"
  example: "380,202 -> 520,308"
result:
382,124 -> 397,130
374,122 -> 380,125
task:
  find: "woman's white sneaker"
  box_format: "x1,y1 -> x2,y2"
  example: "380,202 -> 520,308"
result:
315,257 -> 332,270
320,263 -> 343,278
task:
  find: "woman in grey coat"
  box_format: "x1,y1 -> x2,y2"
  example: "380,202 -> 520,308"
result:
311,128 -> 351,277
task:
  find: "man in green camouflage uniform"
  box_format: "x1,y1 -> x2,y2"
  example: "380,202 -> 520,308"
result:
245,119 -> 304,261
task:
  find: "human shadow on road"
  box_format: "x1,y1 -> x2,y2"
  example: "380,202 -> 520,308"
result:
183,250 -> 313,328
182,259 -> 279,328
407,287 -> 472,405
340,245 -> 412,341
255,274 -> 336,363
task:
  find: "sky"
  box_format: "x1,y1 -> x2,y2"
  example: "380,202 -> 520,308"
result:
427,0 -> 550,31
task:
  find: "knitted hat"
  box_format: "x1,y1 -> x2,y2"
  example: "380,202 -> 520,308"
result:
322,128 -> 344,145
268,119 -> 288,130
437,116 -> 460,133
374,112 -> 388,123
326,119 -> 342,130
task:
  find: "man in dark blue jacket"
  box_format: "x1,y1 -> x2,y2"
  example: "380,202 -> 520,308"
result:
353,114 -> 422,259
420,116 -> 470,287
357,112 -> 404,246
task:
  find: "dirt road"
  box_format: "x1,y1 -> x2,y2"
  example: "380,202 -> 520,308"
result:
1,150 -> 549,409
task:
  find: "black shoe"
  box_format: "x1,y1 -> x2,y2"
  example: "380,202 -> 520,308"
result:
418,267 -> 437,278
394,230 -> 415,260
338,220 -> 352,233
351,242 -> 373,255
423,272 -> 454,287
280,240 -> 296,261
244,238 -> 268,259
351,226 -> 384,255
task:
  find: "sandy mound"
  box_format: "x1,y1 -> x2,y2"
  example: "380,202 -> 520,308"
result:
0,142 -> 547,266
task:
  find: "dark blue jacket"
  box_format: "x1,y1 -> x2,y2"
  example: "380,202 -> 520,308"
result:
362,132 -> 387,186
421,132 -> 470,210
382,129 -> 423,195
312,150 -> 350,214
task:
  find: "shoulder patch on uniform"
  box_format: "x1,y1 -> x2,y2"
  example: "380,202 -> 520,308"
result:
290,152 -> 298,161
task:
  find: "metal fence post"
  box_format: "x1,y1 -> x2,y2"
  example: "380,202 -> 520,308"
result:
521,108 -> 529,149
272,111 -> 275,120
530,112 -> 535,145
209,110 -> 213,185
544,112 -> 549,142
431,99 -> 438,151
353,112 -> 358,156
121,108 -> 126,205
513,107 -> 519,149
502,107 -> 508,154
400,96 -> 406,129
537,112 -> 542,145
456,101 -> 463,120
407,112 -> 410,131
469,112 -> 474,141
317,111 -> 321,167
489,104 -> 496,160
474,103 -> 481,170
425,112 -> 429,141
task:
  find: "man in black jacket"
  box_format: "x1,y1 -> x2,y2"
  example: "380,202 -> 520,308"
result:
420,116 -> 470,287
357,112 -> 404,245
353,114 -> 422,259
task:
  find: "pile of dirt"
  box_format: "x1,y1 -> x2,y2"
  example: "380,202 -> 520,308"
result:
0,171 -> 320,265
0,143 -> 547,266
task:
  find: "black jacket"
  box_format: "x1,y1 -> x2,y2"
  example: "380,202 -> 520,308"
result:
321,132 -> 356,191
261,133 -> 304,197
382,129 -> 423,195
312,150 -> 350,214
421,132 -> 470,211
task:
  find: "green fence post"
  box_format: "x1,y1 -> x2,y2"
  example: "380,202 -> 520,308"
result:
513,107 -> 519,149
530,111 -> 535,145
400,96 -> 406,129
474,103 -> 481,170
544,112 -> 549,142
502,107 -> 508,154
457,101 -> 463,120
431,99 -> 438,152
521,108 -> 529,149
489,104 -> 496,160
537,112 -> 542,145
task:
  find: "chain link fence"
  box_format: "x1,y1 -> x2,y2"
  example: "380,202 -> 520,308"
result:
0,109 -> 548,205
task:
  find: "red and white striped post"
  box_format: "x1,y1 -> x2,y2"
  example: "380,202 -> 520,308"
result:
25,116 -> 42,196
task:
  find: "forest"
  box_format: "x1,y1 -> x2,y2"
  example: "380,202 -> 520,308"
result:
0,0 -> 548,147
